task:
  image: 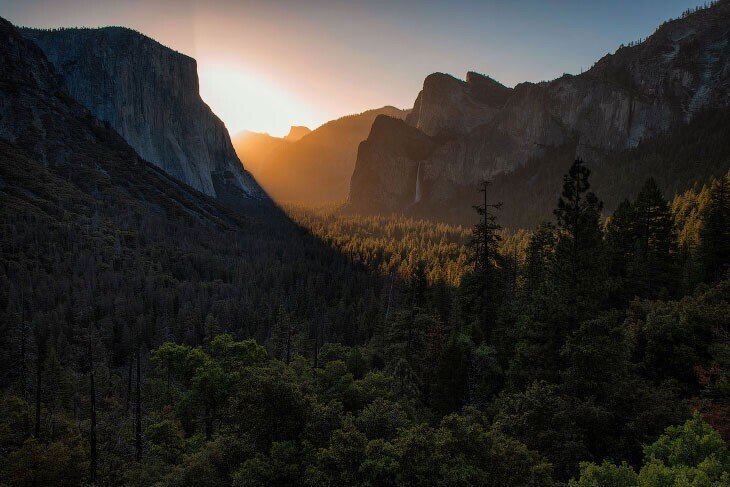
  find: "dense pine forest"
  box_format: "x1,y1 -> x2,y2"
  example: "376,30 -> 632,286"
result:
2,146 -> 729,485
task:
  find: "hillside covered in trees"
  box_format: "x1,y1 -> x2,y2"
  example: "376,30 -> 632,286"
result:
3,145 -> 730,484
2,3 -> 730,486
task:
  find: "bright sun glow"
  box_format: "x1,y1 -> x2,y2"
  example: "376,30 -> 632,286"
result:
198,62 -> 318,137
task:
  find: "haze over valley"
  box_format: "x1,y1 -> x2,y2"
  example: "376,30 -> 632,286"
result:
1,2 -> 730,486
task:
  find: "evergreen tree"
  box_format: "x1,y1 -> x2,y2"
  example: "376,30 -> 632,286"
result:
270,306 -> 294,364
605,199 -> 637,304
523,222 -> 555,296
632,178 -> 678,298
552,159 -> 605,329
699,174 -> 730,282
384,308 -> 431,398
430,332 -> 472,414
463,180 -> 503,342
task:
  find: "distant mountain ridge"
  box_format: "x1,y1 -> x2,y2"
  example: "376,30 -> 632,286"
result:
349,0 -> 730,227
234,106 -> 408,204
21,26 -> 268,208
284,126 -> 311,142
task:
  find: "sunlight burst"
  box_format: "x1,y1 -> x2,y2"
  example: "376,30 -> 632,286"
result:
198,62 -> 316,137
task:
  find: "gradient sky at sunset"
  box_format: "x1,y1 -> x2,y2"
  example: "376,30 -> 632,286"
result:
2,0 -> 704,136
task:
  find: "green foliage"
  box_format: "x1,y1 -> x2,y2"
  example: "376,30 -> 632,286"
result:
384,308 -> 433,399
4,437 -> 87,487
568,461 -> 638,487
495,380 -> 589,479
390,413 -> 554,486
3,134 -> 730,486
632,178 -> 679,298
232,441 -> 302,487
553,159 -> 606,325
571,414 -> 730,486
643,413 -> 730,473
625,286 -> 723,394
355,398 -> 409,440
211,334 -> 267,369
699,174 -> 730,283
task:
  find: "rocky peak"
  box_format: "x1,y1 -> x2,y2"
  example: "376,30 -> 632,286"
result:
405,71 -> 509,138
584,0 -> 730,115
349,0 -> 730,225
284,125 -> 311,142
0,15 -> 246,231
21,26 -> 267,206
349,115 -> 437,212
366,115 -> 436,159
465,71 -> 513,107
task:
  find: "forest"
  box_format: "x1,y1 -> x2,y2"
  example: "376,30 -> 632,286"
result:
1,153 -> 729,486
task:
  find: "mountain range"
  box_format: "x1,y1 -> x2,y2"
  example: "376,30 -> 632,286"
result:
348,0 -> 730,227
0,13 -> 382,345
234,106 -> 408,204
4,1 -> 729,228
20,26 -> 267,209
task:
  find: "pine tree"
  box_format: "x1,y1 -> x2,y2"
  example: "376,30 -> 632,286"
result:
135,346 -> 142,462
464,180 -> 503,342
552,159 -> 605,329
632,178 -> 678,298
605,199 -> 637,304
699,174 -> 730,282
271,306 -> 295,364
523,222 -> 555,296
32,318 -> 49,439
384,308 -> 432,398
408,260 -> 429,309
88,330 -> 97,485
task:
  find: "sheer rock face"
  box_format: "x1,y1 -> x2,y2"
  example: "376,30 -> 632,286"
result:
349,115 -> 437,212
0,16 -> 244,227
405,71 -> 512,138
21,27 -> 267,204
350,0 -> 730,215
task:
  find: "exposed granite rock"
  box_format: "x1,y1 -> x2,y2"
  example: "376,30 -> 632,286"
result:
21,26 -> 267,204
349,0 -> 730,221
349,115 -> 437,212
405,71 -> 512,138
0,16 -> 244,227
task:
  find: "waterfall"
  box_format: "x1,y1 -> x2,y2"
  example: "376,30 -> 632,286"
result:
414,162 -> 422,204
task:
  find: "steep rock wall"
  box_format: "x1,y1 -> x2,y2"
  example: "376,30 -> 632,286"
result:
22,27 -> 267,203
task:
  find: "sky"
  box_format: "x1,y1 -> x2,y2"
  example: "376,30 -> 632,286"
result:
1,0 -> 704,136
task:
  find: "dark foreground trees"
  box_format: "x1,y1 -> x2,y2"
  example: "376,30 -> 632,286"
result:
1,159 -> 729,485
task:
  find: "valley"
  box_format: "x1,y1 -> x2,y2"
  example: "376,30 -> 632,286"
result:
1,1 -> 730,486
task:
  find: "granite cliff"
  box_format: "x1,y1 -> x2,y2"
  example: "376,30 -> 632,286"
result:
0,16 -> 245,227
349,1 -> 730,226
21,26 -> 267,207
